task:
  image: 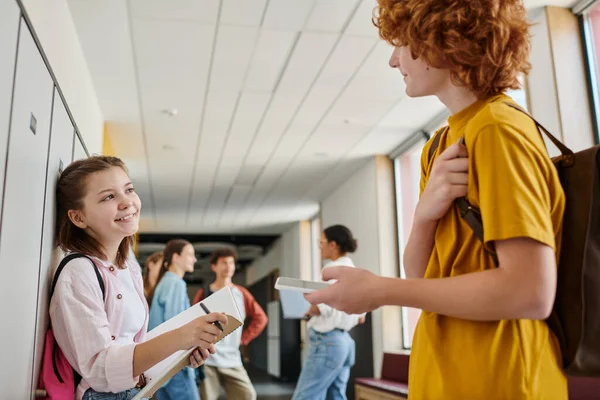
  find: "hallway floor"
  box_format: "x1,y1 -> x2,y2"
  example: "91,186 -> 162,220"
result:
248,365 -> 296,400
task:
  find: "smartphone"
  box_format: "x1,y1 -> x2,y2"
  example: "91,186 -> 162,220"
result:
274,277 -> 332,294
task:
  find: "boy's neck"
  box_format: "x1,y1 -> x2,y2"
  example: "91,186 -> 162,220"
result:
212,277 -> 233,290
436,84 -> 480,115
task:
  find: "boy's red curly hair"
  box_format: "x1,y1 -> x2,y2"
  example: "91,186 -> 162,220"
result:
373,0 -> 532,97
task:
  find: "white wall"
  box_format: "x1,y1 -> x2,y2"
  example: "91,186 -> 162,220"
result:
0,2 -> 99,396
19,0 -> 103,154
246,222 -> 306,286
528,6 -> 596,153
320,156 -> 401,378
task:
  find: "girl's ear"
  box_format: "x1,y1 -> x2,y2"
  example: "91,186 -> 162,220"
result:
67,209 -> 87,229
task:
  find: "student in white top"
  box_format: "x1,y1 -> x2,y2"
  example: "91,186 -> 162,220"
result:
292,225 -> 365,400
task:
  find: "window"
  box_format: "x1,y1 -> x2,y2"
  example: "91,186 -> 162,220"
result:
506,74 -> 528,111
580,0 -> 600,144
393,137 -> 427,349
310,216 -> 322,280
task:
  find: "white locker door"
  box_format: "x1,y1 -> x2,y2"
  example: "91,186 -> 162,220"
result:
0,1 -> 20,209
31,88 -> 75,394
0,20 -> 54,398
72,133 -> 87,161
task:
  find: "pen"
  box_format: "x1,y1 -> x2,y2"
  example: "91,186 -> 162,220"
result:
199,302 -> 224,332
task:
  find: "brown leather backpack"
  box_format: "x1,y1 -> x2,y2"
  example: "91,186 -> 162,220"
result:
427,102 -> 600,376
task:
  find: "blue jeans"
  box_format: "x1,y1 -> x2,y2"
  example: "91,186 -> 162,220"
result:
292,328 -> 356,400
156,367 -> 200,400
82,388 -> 141,400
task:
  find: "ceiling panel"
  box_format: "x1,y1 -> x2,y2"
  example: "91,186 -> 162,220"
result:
343,41 -> 403,102
129,0 -> 219,24
378,96 -> 447,131
218,185 -> 253,226
151,162 -> 196,227
269,159 -> 335,199
132,18 -> 213,133
244,30 -> 298,93
188,90 -> 240,222
201,91 -> 240,134
67,0 -> 139,121
262,0 -> 316,31
220,0 -> 268,27
210,25 -> 259,91
212,92 -> 272,191
321,97 -> 398,127
276,32 -> 339,94
235,164 -> 263,186
345,0 -> 379,38
201,187 -> 230,227
290,158 -> 369,209
69,0 -> 456,235
242,92 -> 305,166
274,36 -> 376,155
242,32 -> 339,167
299,122 -> 372,158
311,35 -> 377,93
235,166 -> 282,226
305,0 -> 361,33
347,126 -> 415,157
222,92 -> 272,160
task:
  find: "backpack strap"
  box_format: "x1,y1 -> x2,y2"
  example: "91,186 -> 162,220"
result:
50,253 -> 106,387
434,102 -> 566,267
427,126 -> 448,164
504,102 -> 574,160
51,253 -> 105,301
425,126 -> 499,265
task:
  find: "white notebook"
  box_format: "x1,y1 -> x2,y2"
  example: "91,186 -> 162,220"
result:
133,286 -> 243,399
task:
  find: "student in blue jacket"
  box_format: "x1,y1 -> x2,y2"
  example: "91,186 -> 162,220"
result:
149,239 -> 200,400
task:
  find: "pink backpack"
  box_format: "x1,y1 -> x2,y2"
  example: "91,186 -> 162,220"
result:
36,253 -> 105,399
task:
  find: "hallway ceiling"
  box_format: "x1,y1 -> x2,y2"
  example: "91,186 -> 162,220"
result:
66,0 -> 577,234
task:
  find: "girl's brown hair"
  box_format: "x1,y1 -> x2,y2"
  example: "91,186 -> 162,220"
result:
155,239 -> 193,286
56,156 -> 134,269
144,251 -> 164,305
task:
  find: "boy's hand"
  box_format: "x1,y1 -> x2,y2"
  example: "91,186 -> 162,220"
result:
415,142 -> 468,222
305,267 -> 383,314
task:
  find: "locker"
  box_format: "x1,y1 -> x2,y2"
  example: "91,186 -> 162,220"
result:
72,132 -> 88,161
0,1 -> 20,211
30,88 -> 75,393
0,20 -> 54,398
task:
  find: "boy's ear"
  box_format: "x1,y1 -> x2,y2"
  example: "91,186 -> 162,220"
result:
67,209 -> 87,229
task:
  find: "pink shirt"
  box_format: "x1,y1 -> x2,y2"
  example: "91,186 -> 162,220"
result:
49,255 -> 148,399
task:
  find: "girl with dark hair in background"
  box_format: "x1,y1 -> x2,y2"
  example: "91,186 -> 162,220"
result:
292,224 -> 365,400
148,239 -> 200,400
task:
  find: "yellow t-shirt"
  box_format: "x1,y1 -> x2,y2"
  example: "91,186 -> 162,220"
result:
408,94 -> 567,399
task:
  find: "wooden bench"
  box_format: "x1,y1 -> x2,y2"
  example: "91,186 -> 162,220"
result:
568,376 -> 600,400
355,353 -> 408,400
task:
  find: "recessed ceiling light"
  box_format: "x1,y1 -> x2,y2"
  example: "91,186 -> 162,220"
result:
161,109 -> 178,117
162,144 -> 175,151
314,152 -> 328,158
